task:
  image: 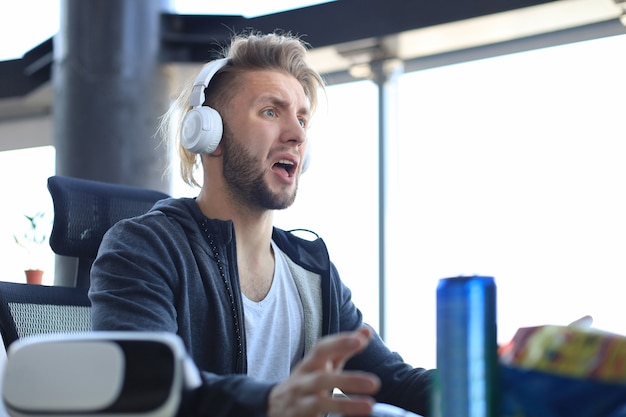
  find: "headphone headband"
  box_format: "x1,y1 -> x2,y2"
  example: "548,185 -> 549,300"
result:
181,58 -> 229,154
189,58 -> 230,108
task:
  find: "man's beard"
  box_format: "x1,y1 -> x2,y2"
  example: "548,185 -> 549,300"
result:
221,129 -> 298,210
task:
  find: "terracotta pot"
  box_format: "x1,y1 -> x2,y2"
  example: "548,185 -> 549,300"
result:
24,269 -> 44,285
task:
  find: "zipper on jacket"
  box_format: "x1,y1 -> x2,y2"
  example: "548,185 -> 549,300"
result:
200,219 -> 245,372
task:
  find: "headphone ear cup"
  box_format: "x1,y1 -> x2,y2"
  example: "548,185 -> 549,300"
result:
301,142 -> 312,173
181,106 -> 223,154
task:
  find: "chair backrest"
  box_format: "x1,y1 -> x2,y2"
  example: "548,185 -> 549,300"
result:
47,175 -> 170,289
0,281 -> 91,351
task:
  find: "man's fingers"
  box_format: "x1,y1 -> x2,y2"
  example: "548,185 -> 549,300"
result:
268,328 -> 380,417
272,373 -> 379,417
296,327 -> 372,374
290,370 -> 380,397
268,368 -> 379,417
279,391 -> 375,417
314,371 -> 380,396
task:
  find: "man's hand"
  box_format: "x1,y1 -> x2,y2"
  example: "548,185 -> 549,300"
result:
268,327 -> 381,417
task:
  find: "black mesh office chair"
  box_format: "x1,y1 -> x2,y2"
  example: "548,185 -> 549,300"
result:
0,281 -> 92,350
47,175 -> 170,289
0,176 -> 169,351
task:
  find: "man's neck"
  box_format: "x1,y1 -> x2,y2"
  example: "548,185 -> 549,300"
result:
197,185 -> 274,241
196,187 -> 276,301
231,214 -> 276,302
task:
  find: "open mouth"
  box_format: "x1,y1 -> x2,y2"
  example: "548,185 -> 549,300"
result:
273,159 -> 296,177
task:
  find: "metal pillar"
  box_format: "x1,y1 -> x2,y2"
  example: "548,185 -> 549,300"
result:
52,0 -> 172,285
371,58 -> 404,341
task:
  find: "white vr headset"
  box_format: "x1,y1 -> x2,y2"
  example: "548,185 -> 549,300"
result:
1,332 -> 422,417
1,332 -> 201,417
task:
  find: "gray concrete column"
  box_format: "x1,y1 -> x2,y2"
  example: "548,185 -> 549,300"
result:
53,0 -> 171,192
52,0 -> 172,285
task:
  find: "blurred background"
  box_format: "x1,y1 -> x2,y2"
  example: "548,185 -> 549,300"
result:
1,0 -> 625,369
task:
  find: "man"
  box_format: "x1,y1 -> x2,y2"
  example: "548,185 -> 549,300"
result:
90,31 -> 433,417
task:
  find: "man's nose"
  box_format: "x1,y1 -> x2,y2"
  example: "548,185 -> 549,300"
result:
281,115 -> 306,145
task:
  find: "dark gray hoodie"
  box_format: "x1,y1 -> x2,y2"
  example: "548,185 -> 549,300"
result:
90,197 -> 433,417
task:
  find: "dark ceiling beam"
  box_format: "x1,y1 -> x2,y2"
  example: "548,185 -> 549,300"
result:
0,0 -> 564,99
0,38 -> 53,99
159,0 -> 559,62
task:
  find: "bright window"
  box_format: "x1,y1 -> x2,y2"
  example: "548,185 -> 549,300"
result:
0,146 -> 56,285
387,33 -> 626,368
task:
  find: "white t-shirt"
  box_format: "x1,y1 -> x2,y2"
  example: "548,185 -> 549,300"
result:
243,241 -> 305,382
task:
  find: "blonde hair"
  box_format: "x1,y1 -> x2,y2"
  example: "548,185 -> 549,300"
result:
159,31 -> 325,188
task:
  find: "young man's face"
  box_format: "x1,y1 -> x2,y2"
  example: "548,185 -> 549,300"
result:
220,70 -> 310,210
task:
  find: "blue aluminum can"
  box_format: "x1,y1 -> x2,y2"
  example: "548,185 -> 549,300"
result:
433,276 -> 498,417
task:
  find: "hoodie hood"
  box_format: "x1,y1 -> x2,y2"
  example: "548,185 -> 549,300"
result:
148,197 -> 330,273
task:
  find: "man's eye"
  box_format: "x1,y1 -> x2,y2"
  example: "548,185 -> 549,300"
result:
298,118 -> 306,128
263,109 -> 276,117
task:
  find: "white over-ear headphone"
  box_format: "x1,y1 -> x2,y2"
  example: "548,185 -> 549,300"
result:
181,58 -> 229,154
181,58 -> 312,172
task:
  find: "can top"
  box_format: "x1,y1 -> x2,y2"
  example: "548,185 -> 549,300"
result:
437,275 -> 495,287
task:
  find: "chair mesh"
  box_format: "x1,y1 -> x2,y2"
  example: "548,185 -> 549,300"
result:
47,175 -> 170,288
48,175 -> 170,259
8,302 -> 91,338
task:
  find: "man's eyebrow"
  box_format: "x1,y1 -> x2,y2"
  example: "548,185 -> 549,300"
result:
261,95 -> 310,116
